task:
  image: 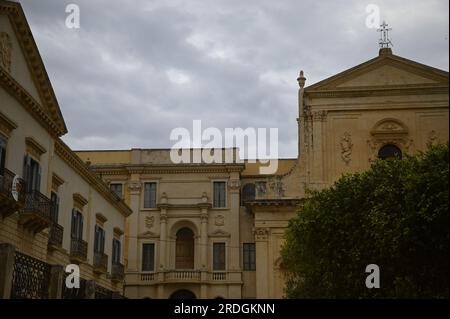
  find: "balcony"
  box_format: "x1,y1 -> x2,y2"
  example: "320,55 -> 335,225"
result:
211,272 -> 227,281
48,223 -> 64,249
111,262 -> 125,282
0,168 -> 25,219
165,270 -> 201,283
93,252 -> 108,274
70,237 -> 88,264
19,190 -> 52,233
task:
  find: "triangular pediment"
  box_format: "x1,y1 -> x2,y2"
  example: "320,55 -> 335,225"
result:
306,50 -> 449,91
0,0 -> 67,136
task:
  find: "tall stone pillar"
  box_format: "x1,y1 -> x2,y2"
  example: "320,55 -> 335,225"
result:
127,180 -> 142,272
0,243 -> 15,299
228,177 -> 241,271
254,227 -> 270,299
312,111 -> 327,186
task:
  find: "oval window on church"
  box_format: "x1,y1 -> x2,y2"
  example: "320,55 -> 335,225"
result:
378,144 -> 402,160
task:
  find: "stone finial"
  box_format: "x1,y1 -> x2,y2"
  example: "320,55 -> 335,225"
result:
297,70 -> 306,88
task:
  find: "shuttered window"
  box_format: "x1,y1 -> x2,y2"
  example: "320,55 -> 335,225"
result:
144,183 -> 157,208
50,192 -> 60,223
94,225 -> 105,253
213,182 -> 226,208
23,155 -> 41,193
142,243 -> 155,271
213,243 -> 226,271
71,209 -> 83,240
243,243 -> 256,271
112,239 -> 121,264
0,137 -> 6,173
110,183 -> 123,199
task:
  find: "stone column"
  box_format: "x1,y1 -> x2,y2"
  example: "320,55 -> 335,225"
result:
158,202 -> 169,271
312,111 -> 327,186
254,227 -> 270,299
199,204 -> 209,270
48,264 -> 64,299
0,243 -> 15,299
228,177 -> 241,271
127,180 -> 142,272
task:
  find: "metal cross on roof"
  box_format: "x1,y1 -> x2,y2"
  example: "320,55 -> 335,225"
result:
378,21 -> 393,48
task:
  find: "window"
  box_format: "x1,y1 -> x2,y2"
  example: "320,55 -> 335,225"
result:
175,228 -> 195,269
144,182 -> 157,208
243,243 -> 256,271
213,182 -> 226,208
23,155 -> 41,193
213,243 -> 226,271
71,209 -> 83,240
94,225 -> 105,254
0,136 -> 6,173
112,238 -> 121,264
378,144 -> 402,160
142,243 -> 155,271
50,192 -> 59,223
110,183 -> 123,199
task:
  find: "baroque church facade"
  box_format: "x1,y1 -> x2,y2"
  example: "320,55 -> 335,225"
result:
0,0 -> 448,299
77,47 -> 449,299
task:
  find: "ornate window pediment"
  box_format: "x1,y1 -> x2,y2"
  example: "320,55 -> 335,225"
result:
367,118 -> 413,163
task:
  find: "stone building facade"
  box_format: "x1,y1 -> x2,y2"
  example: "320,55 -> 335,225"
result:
77,47 -> 448,299
1,0 -> 448,299
0,0 -> 132,299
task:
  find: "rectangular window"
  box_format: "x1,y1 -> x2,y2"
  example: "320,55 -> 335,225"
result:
0,136 -> 6,174
50,192 -> 60,223
71,209 -> 83,240
243,243 -> 256,271
94,225 -> 105,253
213,182 -> 226,208
112,238 -> 121,264
110,183 -> 123,199
142,243 -> 155,272
144,183 -> 157,208
23,155 -> 41,193
213,243 -> 226,271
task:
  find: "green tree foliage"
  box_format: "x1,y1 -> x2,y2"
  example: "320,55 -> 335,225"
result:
282,144 -> 449,298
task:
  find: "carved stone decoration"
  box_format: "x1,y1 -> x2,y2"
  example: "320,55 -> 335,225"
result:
215,215 -> 224,226
269,177 -> 285,198
255,181 -> 267,197
426,130 -> 439,148
127,181 -> 142,194
145,216 -> 154,229
313,110 -> 328,122
0,32 -> 12,72
340,132 -> 353,165
228,179 -> 241,191
253,227 -> 269,240
160,192 -> 168,204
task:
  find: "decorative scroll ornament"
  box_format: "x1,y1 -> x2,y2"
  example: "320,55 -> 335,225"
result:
253,227 -> 269,240
340,132 -> 353,165
0,32 -> 12,72
426,130 -> 439,148
145,216 -> 154,228
215,215 -> 224,226
127,181 -> 142,193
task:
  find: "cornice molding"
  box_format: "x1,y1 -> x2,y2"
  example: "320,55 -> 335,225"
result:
0,1 -> 67,135
25,136 -> 46,159
54,139 -> 133,218
0,110 -> 17,137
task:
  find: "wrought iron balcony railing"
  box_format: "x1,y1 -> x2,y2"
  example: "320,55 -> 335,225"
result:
0,168 -> 25,218
93,252 -> 108,274
111,262 -> 125,282
19,190 -> 52,233
70,237 -> 88,263
48,223 -> 64,248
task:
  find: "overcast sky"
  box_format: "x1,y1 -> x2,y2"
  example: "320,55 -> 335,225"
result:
20,0 -> 449,158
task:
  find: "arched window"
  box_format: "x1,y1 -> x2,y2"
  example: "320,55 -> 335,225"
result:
378,144 -> 402,160
175,228 -> 194,269
170,289 -> 196,299
241,183 -> 256,205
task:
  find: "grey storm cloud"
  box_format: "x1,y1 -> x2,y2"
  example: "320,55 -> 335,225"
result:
19,0 -> 449,157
